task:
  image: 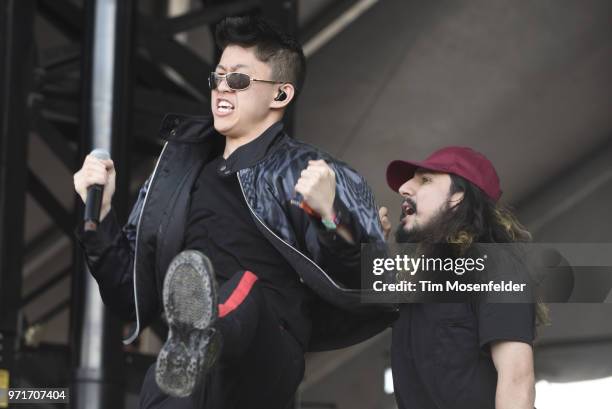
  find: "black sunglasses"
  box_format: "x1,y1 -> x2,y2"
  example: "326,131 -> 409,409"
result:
208,72 -> 283,91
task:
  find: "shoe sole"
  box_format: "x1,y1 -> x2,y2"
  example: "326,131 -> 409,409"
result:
155,249 -> 218,397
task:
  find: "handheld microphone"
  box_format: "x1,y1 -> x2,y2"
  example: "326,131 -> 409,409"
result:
84,148 -> 110,232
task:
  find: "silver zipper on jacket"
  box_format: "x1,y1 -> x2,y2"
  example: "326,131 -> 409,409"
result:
237,173 -> 360,293
123,141 -> 169,345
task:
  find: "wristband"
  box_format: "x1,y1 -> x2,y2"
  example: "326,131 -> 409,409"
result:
321,213 -> 339,231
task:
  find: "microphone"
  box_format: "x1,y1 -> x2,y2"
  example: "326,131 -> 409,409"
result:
84,148 -> 110,232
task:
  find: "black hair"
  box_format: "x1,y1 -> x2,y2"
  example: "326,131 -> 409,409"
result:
215,16 -> 306,98
446,174 -> 531,245
447,174 -> 549,326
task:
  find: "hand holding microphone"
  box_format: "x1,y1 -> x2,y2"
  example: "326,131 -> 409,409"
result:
73,149 -> 116,231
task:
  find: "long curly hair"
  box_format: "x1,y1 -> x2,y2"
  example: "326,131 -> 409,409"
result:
445,174 -> 549,326
395,173 -> 549,326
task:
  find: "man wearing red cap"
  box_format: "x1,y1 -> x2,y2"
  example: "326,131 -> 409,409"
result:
382,146 -> 540,409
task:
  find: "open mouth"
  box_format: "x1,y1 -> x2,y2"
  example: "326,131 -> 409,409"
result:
401,199 -> 416,217
216,98 -> 235,114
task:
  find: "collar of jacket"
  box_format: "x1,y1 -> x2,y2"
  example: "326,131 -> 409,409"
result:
219,120 -> 284,176
159,113 -> 221,143
158,113 -> 285,175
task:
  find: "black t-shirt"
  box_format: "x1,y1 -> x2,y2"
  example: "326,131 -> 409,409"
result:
391,302 -> 535,409
184,154 -> 313,348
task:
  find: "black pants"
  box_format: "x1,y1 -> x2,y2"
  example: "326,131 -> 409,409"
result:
139,270 -> 305,409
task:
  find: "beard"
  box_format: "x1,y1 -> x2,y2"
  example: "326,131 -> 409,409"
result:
395,203 -> 467,262
395,203 -> 453,244
395,203 -> 470,277
393,203 -> 458,288
395,206 -> 450,243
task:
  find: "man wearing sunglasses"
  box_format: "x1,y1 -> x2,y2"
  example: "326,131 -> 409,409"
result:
73,15 -> 392,409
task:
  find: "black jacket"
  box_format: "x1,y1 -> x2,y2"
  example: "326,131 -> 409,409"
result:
76,114 -> 395,352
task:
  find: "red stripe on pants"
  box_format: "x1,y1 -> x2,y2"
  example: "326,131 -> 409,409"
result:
218,270 -> 258,318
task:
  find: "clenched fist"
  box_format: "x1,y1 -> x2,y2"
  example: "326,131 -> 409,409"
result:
294,159 -> 336,220
73,154 -> 116,221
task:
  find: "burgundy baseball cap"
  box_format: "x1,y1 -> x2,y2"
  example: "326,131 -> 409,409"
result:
386,146 -> 502,201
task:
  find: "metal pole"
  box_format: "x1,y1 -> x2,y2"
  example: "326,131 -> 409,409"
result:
0,0 -> 35,390
71,0 -> 135,407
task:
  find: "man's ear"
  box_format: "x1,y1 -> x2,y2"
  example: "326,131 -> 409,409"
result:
270,83 -> 296,109
449,191 -> 464,209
